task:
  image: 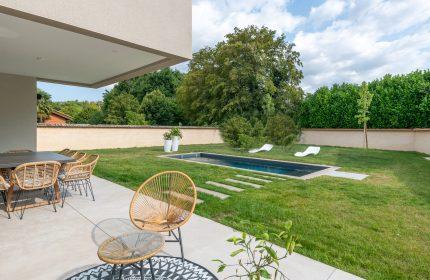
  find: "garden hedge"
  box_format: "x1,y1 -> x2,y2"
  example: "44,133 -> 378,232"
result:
300,70 -> 430,128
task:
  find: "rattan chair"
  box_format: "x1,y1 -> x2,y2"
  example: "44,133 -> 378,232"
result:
129,171 -> 197,261
60,154 -> 99,207
10,161 -> 61,219
59,152 -> 87,175
58,149 -> 71,155
0,149 -> 33,181
0,175 -> 10,219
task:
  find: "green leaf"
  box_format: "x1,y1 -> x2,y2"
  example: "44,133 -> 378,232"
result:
259,269 -> 271,279
230,248 -> 245,257
284,220 -> 293,231
217,264 -> 226,273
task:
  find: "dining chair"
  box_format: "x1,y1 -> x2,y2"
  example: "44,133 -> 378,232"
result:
10,161 -> 61,219
129,171 -> 197,261
0,175 -> 10,219
58,149 -> 71,155
60,154 -> 99,207
0,149 -> 33,181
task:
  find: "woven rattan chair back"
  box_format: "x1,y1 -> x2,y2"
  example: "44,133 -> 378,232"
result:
11,161 -> 61,190
0,174 -> 7,191
59,149 -> 70,155
130,171 -> 197,232
72,152 -> 87,161
64,150 -> 78,158
63,154 -> 99,181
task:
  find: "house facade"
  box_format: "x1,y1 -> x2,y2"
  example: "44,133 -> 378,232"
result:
0,1 -> 192,152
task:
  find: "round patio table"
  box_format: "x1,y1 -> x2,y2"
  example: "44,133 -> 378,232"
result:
98,231 -> 164,280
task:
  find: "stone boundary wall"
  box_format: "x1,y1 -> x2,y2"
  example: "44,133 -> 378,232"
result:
300,128 -> 430,154
37,124 -> 223,151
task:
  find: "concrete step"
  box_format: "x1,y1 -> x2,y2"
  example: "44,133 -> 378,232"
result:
252,173 -> 287,181
225,178 -> 263,189
235,174 -> 271,183
206,181 -> 244,192
196,187 -> 230,200
169,191 -> 204,204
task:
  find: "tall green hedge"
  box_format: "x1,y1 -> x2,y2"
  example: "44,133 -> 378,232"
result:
300,70 -> 430,128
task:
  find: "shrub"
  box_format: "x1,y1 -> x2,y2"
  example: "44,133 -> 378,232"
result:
265,114 -> 299,147
221,116 -> 266,149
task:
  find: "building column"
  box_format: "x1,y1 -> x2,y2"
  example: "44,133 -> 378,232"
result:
0,73 -> 37,152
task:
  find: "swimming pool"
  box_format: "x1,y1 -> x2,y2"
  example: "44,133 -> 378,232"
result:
163,153 -> 334,179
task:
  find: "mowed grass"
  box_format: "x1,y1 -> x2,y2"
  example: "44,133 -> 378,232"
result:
90,144 -> 430,280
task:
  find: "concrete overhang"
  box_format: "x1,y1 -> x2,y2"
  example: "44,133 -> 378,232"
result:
0,1 -> 191,88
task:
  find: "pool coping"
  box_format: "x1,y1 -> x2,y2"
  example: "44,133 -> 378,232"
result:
159,152 -> 340,180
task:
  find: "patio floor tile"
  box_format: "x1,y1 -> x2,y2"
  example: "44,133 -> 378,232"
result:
0,176 -> 363,280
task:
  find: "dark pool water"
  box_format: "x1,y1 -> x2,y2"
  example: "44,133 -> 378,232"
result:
167,153 -> 328,177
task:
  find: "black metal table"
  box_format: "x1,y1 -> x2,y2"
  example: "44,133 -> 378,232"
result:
0,151 -> 74,169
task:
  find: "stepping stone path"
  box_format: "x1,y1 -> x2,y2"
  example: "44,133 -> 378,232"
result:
225,178 -> 263,188
206,181 -> 244,192
196,187 -> 230,200
235,174 -> 272,183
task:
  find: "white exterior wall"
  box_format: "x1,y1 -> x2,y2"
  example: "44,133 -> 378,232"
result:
0,73 -> 36,152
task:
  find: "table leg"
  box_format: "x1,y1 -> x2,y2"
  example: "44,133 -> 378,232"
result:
111,264 -> 117,280
148,258 -> 155,280
53,181 -> 61,202
6,184 -> 14,212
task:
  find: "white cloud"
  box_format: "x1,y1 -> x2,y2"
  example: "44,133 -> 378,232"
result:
294,0 -> 430,91
189,0 -> 430,92
192,0 -> 305,51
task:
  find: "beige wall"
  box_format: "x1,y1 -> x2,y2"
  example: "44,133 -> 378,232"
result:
0,73 -> 36,152
300,129 -> 430,154
0,0 -> 192,59
37,125 -> 223,151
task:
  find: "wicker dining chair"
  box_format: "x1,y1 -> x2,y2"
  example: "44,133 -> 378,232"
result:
59,152 -> 87,175
58,149 -> 70,155
10,161 -> 61,219
129,171 -> 197,261
60,154 -> 99,207
0,175 -> 10,219
0,149 -> 33,181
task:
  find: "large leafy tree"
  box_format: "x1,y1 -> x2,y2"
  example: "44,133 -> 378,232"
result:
37,89 -> 54,122
102,91 -> 146,125
141,89 -> 183,125
177,25 -> 304,125
112,68 -> 184,102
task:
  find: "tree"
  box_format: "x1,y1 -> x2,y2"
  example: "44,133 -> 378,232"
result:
177,25 -> 304,125
111,68 -> 184,102
37,89 -> 54,122
73,102 -> 104,124
103,92 -> 146,125
141,89 -> 183,125
356,82 -> 374,149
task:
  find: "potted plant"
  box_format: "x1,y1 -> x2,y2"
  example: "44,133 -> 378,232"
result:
170,127 -> 183,152
214,220 -> 300,279
163,132 -> 172,152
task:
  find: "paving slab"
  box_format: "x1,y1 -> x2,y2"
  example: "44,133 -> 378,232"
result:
206,181 -> 244,192
225,178 -> 263,188
0,176 -> 363,280
236,174 -> 272,182
196,186 -> 230,199
325,170 -> 368,180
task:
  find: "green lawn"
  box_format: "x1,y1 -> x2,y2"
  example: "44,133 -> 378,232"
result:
90,144 -> 430,280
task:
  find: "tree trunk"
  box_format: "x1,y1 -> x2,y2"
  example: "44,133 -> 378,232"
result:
364,122 -> 368,149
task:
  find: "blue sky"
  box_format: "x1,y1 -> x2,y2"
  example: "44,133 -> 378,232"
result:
41,0 -> 430,101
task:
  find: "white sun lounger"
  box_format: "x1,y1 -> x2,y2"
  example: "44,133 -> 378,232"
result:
294,146 -> 320,157
249,144 -> 273,154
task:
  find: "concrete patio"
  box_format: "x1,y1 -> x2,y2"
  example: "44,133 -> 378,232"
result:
0,176 -> 362,280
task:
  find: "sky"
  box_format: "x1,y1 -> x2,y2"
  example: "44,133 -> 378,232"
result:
39,0 -> 430,101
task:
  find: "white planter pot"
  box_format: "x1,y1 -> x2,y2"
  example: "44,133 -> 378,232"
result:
172,136 -> 180,152
164,140 -> 173,152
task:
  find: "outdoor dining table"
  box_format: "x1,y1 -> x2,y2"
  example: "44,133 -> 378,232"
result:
0,151 -> 75,212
